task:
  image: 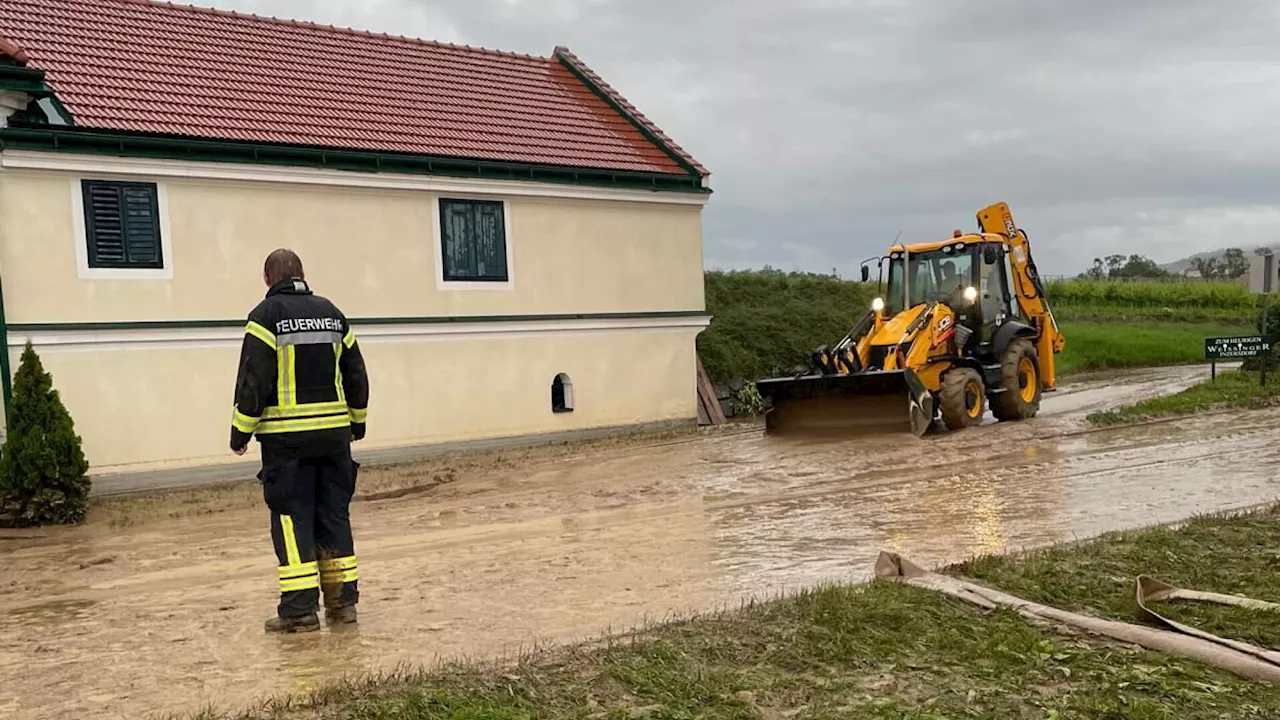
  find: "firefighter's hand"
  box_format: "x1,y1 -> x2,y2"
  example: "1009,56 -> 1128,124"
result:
232,444 -> 248,456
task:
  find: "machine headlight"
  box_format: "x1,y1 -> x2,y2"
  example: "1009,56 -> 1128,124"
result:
964,286 -> 979,303
872,297 -> 885,312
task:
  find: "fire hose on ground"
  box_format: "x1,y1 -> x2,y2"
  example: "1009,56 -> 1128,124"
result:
874,552 -> 1280,684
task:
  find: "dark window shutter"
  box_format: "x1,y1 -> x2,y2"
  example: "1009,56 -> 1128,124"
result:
440,198 -> 507,282
121,185 -> 162,267
85,183 -> 125,266
473,201 -> 506,279
82,180 -> 163,269
441,199 -> 476,280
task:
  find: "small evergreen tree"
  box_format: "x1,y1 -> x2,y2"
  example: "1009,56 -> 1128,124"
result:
0,341 -> 90,527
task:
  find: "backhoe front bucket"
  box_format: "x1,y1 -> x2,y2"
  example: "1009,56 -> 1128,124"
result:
756,369 -> 935,438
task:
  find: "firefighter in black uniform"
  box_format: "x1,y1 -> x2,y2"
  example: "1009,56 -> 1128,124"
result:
230,249 -> 370,634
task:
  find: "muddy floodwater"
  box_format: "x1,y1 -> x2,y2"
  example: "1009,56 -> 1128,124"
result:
3,364 -> 1278,719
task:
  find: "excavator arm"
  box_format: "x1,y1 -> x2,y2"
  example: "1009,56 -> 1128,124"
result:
977,202 -> 1065,389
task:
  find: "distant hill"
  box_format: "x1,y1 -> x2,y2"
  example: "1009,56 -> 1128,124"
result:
1160,244 -> 1280,274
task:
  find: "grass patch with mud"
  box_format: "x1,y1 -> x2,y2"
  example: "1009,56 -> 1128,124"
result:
190,504 -> 1280,720
1087,370 -> 1280,426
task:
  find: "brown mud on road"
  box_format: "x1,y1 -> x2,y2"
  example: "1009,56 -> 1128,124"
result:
3,364 -> 1275,720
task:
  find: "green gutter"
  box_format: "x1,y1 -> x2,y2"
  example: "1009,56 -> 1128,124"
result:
7,310 -> 712,334
0,126 -> 711,195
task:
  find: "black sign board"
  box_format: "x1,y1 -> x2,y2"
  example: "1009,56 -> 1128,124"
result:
1204,335 -> 1272,361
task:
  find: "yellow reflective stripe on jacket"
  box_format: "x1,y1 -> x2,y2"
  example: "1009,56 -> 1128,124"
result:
262,401 -> 348,420
256,414 -> 351,435
342,327 -> 356,349
276,345 -> 287,406
333,342 -> 346,404
349,407 -> 368,423
245,321 -> 277,349
277,345 -> 297,406
232,409 -> 260,434
285,346 -> 297,405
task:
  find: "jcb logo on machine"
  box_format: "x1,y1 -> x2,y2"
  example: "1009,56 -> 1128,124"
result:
1003,214 -> 1016,236
933,315 -> 956,348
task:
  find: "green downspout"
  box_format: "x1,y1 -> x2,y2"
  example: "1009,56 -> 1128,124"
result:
0,269 -> 9,420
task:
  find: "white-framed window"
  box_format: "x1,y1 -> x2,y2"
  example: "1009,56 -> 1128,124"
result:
432,196 -> 514,290
552,373 -> 574,413
70,177 -> 174,280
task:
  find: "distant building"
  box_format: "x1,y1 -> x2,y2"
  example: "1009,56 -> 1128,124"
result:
1246,253 -> 1277,293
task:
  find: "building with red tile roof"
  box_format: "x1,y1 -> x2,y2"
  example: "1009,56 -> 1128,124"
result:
0,0 -> 709,187
0,0 -> 713,476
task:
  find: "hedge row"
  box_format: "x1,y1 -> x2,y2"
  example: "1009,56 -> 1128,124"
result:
697,271 -> 1260,384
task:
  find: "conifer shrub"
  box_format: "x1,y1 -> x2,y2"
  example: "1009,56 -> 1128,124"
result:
0,341 -> 90,527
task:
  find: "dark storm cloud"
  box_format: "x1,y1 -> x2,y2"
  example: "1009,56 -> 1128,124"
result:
212,0 -> 1280,275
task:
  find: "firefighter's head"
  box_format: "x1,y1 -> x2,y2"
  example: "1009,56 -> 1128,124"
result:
263,248 -> 305,287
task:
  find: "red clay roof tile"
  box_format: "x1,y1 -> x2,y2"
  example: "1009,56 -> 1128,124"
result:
0,34 -> 24,63
0,0 -> 705,177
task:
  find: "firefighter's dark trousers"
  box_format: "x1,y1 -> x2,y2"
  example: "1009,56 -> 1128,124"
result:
260,450 -> 360,618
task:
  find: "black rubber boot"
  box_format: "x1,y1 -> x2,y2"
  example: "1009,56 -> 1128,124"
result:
264,612 -> 320,634
325,605 -> 358,626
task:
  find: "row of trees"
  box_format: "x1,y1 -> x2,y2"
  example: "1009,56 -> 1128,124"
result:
1082,249 -> 1251,281
1191,248 -> 1253,281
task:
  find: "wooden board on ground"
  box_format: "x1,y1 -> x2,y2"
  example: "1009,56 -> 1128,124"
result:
696,355 -> 726,425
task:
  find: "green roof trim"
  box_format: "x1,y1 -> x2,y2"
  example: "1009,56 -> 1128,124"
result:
8,310 -> 712,334
0,126 -> 712,195
41,95 -> 75,125
0,64 -> 49,95
553,49 -> 705,179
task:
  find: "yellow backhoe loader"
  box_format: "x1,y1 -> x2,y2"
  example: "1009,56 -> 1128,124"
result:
755,202 -> 1064,437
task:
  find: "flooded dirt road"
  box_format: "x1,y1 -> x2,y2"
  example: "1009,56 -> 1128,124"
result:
4,364 -> 1277,720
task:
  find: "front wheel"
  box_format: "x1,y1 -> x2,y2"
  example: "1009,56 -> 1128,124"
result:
992,337 -> 1042,421
940,367 -> 985,430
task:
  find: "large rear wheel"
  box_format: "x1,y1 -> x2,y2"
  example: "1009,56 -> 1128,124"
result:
940,367 -> 985,430
992,337 -> 1042,421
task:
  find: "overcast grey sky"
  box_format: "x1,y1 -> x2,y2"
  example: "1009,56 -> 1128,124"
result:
211,0 -> 1280,276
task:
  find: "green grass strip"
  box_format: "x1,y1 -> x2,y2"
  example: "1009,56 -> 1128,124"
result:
1058,321 -> 1255,375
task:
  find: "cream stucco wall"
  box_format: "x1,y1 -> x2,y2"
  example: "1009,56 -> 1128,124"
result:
0,168 -> 705,324
33,328 -> 700,471
0,160 -> 709,472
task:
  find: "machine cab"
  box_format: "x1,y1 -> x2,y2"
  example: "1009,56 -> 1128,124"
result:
868,236 -> 1019,349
